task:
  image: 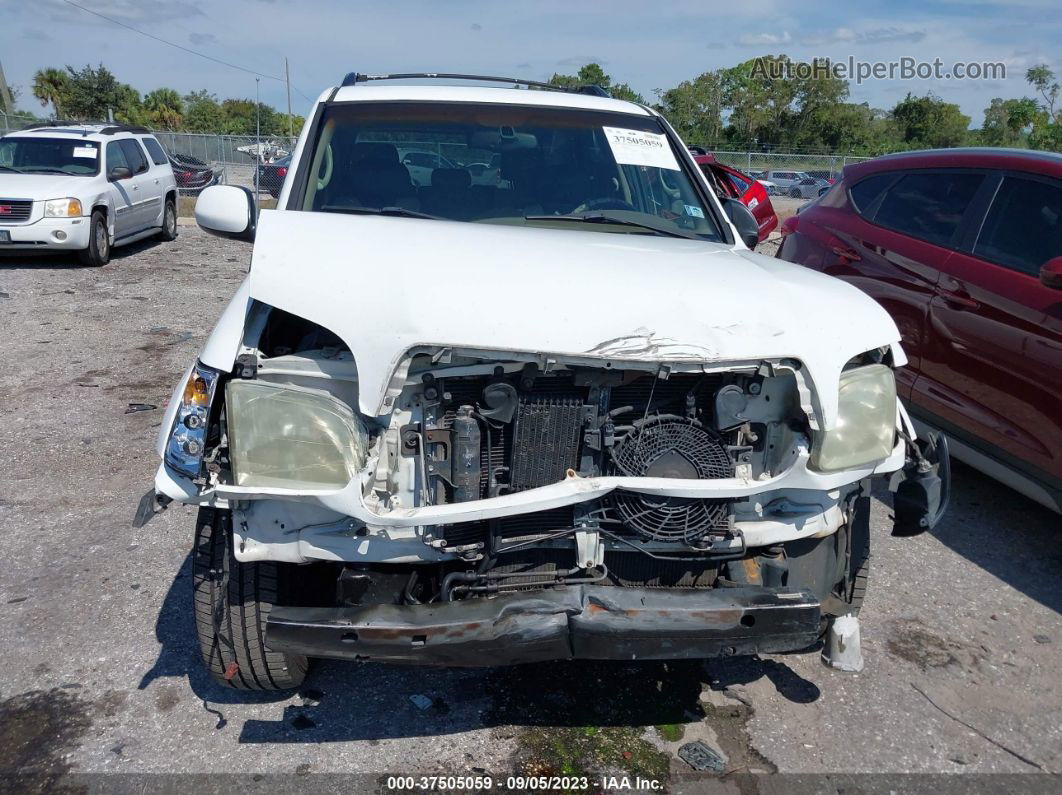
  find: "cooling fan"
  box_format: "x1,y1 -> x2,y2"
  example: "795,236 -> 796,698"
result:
610,415 -> 732,543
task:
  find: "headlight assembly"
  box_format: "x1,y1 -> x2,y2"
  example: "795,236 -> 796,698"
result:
225,380 -> 369,490
44,198 -> 83,217
164,363 -> 219,478
810,364 -> 897,472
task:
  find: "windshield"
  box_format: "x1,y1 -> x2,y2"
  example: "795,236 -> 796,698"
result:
0,137 -> 101,176
296,101 -> 723,240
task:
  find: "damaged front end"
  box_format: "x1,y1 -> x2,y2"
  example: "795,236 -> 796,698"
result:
144,293 -> 931,665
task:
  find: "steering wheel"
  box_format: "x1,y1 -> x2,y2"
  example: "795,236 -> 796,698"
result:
573,197 -> 636,213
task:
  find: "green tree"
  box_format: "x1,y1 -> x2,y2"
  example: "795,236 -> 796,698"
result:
549,63 -> 645,103
220,98 -> 282,135
808,102 -> 898,154
1026,64 -> 1059,122
981,97 -> 1040,147
113,84 -> 149,126
1024,65 -> 1061,152
143,88 -> 184,130
655,72 -> 723,146
718,56 -> 849,149
63,63 -> 126,120
183,90 -> 224,132
31,68 -> 71,118
890,93 -> 971,149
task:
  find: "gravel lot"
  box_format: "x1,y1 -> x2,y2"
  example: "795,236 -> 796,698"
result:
1,228 -> 1060,790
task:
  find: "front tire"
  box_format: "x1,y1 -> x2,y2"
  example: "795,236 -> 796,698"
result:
160,196 -> 178,241
77,210 -> 110,267
192,507 -> 308,690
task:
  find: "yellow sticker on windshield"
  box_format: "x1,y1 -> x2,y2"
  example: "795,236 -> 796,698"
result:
602,126 -> 680,171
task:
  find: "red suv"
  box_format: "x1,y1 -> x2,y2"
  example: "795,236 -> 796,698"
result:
691,149 -> 778,243
777,148 -> 1062,512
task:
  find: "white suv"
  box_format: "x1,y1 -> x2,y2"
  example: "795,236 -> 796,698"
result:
140,73 -> 948,689
0,123 -> 178,266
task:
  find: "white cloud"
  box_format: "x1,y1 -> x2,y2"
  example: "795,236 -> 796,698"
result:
737,31 -> 792,46
799,26 -> 926,46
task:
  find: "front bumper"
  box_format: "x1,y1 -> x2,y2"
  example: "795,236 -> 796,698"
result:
0,216 -> 92,250
266,585 -> 821,666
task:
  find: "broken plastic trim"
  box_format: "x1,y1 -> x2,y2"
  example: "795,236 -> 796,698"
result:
891,430 -> 950,536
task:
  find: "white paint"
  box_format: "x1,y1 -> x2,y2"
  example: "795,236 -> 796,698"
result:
330,83 -> 652,115
248,209 -> 902,427
154,439 -> 904,532
822,614 -> 865,672
194,185 -> 252,235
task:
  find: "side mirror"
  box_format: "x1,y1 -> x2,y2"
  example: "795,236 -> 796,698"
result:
722,197 -> 760,249
1040,256 -> 1062,290
194,185 -> 256,242
108,166 -> 132,182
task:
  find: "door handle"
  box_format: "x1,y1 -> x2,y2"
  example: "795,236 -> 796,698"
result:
939,288 -> 980,310
831,245 -> 861,262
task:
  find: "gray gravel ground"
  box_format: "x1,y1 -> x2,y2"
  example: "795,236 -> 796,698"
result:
1,228 -> 1060,789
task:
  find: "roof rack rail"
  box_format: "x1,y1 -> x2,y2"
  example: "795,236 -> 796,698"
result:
339,72 -> 611,98
18,119 -> 87,131
98,124 -> 150,135
16,121 -> 149,137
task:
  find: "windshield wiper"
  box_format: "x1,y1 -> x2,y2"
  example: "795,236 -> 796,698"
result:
524,211 -> 702,240
319,205 -> 443,220
0,165 -> 21,173
20,167 -> 70,175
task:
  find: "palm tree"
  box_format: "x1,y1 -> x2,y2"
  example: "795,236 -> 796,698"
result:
144,88 -> 184,131
32,68 -> 70,119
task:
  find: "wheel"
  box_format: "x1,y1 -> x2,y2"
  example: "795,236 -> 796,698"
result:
846,540 -> 870,614
159,196 -> 178,241
77,210 -> 110,266
192,507 -> 309,690
789,187 -> 801,199
843,499 -> 871,615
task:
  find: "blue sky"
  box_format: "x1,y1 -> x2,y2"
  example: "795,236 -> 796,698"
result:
3,0 -> 1058,126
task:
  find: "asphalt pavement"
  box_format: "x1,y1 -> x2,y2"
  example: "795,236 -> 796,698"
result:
1,228 -> 1059,791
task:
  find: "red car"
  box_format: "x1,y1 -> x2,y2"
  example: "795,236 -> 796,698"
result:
777,148 -> 1062,512
168,153 -> 221,195
690,149 -> 778,243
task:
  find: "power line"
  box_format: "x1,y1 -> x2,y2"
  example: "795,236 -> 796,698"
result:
61,0 -> 315,103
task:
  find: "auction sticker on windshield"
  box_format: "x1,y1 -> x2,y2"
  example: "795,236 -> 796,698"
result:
72,146 -> 98,158
602,126 -> 680,171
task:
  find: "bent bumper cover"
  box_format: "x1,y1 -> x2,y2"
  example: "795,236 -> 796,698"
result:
266,585 -> 821,666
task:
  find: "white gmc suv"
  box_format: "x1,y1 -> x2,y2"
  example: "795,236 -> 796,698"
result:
0,123 -> 178,266
138,73 -> 949,690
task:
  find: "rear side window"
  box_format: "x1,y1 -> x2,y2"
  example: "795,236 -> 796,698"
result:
873,171 -> 983,247
726,172 -> 751,194
849,174 -> 893,214
119,139 -> 149,175
141,137 -> 169,166
975,176 -> 1062,276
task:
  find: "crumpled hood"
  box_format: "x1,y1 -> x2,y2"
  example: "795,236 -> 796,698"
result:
248,210 -> 902,427
0,173 -> 96,200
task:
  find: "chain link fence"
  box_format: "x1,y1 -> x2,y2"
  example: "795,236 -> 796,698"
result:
150,132 -> 298,195
711,150 -> 871,184
3,113 -> 878,200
